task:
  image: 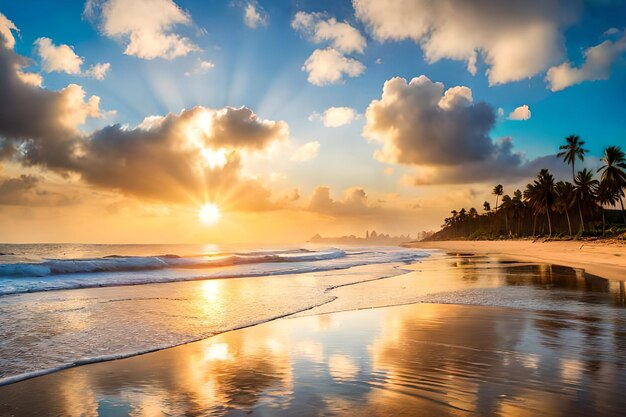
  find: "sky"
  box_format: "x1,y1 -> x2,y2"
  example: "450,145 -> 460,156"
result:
0,0 -> 625,244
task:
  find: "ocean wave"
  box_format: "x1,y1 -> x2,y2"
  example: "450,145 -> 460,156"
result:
0,249 -> 348,278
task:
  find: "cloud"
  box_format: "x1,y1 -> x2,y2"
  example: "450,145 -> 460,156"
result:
302,48 -> 365,86
508,105 -> 531,120
546,31 -> 626,91
0,173 -> 75,206
291,141 -> 319,162
353,0 -> 579,85
0,23 -> 288,207
242,1 -> 268,29
84,62 -> 111,80
362,75 -> 556,184
34,37 -> 83,75
84,0 -> 200,60
363,75 -> 495,166
292,11 -> 366,54
318,107 -> 357,127
34,37 -> 111,80
0,13 -> 18,49
308,186 -> 378,217
184,59 -> 215,76
0,30 -> 104,169
292,11 -> 366,86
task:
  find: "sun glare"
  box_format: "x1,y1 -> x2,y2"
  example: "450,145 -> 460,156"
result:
198,203 -> 221,225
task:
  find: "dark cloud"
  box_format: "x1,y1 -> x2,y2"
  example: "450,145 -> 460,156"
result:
0,25 -> 288,208
0,174 -> 74,206
0,33 -> 102,171
364,76 -> 577,185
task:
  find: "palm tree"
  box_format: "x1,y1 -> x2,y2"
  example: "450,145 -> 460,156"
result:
557,135 -> 588,182
511,189 -> 525,236
573,168 -> 599,233
597,182 -> 619,235
524,169 -> 556,237
597,145 -> 626,224
553,181 -> 574,237
492,184 -> 503,212
500,194 -> 513,236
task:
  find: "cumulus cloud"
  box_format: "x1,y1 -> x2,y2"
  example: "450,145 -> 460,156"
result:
302,48 -> 365,86
508,105 -> 531,120
242,1 -> 268,29
0,21 -> 288,207
363,75 -> 555,184
292,11 -> 366,54
0,13 -> 17,49
34,37 -> 111,80
316,107 -> 358,127
353,0 -> 579,85
0,30 -> 104,169
292,11 -> 366,86
546,31 -> 626,91
34,37 -> 83,74
290,141 -> 320,162
84,0 -> 200,60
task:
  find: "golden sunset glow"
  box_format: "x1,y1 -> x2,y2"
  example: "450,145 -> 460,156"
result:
198,203 -> 221,225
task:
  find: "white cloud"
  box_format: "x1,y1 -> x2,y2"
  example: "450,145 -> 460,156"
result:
546,31 -> 626,91
292,11 -> 366,54
84,62 -> 111,80
321,107 -> 357,127
34,37 -> 83,75
0,13 -> 18,49
508,105 -> 531,120
353,0 -> 578,85
34,37 -> 111,80
291,141 -> 320,162
85,0 -> 200,60
302,48 -> 365,86
437,86 -> 473,110
243,2 -> 268,29
185,59 -> 215,76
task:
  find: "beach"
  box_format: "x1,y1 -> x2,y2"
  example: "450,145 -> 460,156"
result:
409,240 -> 626,281
1,246 -> 626,416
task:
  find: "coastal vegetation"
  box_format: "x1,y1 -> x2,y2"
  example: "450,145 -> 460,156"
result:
428,137 -> 626,241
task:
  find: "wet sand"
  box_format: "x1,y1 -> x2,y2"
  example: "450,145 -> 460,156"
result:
2,301 -> 626,416
409,240 -> 626,281
2,253 -> 626,416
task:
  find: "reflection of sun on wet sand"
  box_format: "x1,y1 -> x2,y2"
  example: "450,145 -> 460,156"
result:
2,300 -> 626,416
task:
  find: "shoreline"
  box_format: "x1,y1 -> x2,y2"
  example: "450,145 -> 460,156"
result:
407,239 -> 626,281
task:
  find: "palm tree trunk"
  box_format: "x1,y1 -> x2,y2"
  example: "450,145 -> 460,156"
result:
578,201 -> 585,233
546,202 -> 552,237
620,196 -> 626,225
565,209 -> 572,237
532,215 -> 537,237
505,212 -> 510,236
602,209 -> 606,236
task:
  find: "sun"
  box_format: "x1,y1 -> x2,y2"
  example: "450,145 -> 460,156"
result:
198,203 -> 221,225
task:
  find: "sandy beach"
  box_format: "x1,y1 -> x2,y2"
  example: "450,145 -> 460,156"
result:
409,240 -> 626,281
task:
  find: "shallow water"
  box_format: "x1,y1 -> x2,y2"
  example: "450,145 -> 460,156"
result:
2,251 -> 626,388
2,301 -> 626,417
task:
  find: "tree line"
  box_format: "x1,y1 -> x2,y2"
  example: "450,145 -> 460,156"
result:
428,135 -> 626,240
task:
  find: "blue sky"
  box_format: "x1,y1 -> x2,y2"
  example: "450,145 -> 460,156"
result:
0,0 -> 626,242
